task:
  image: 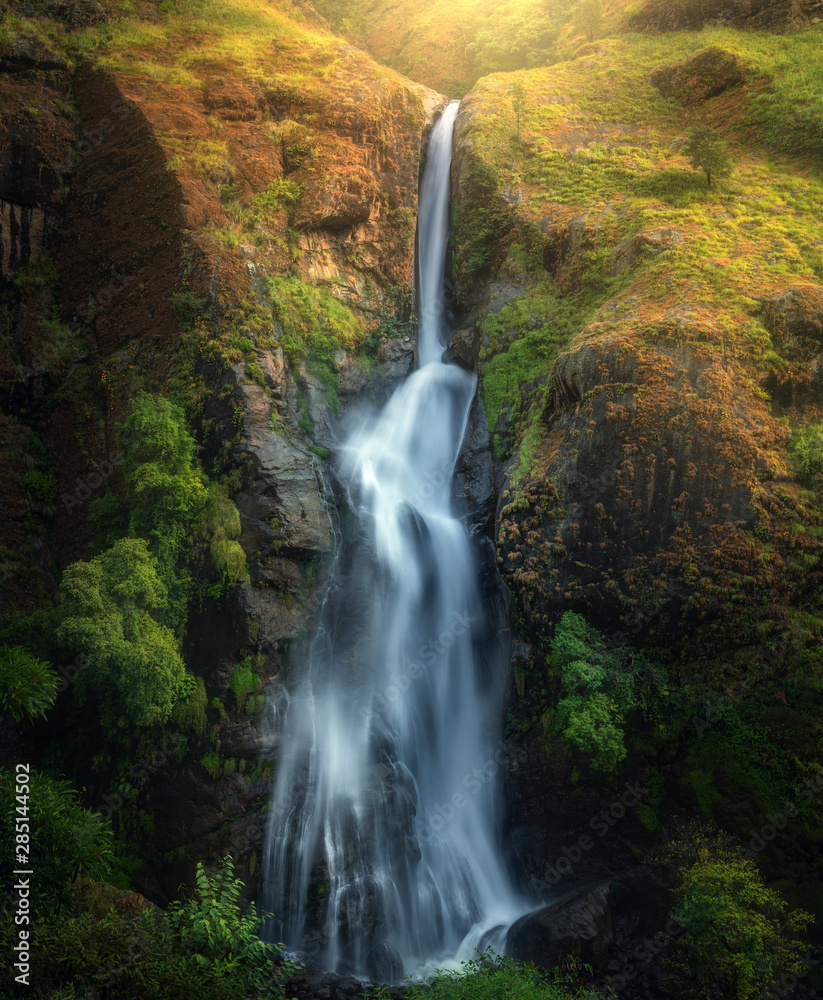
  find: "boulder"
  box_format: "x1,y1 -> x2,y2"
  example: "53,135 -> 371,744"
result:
649,48 -> 746,104
609,227 -> 683,276
366,941 -> 404,983
506,881 -> 614,970
443,326 -> 481,371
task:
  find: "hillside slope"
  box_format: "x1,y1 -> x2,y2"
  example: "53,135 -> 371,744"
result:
447,23 -> 823,936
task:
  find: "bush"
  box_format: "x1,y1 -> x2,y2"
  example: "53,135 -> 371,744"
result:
0,770 -> 114,916
165,856 -> 276,991
789,423 -> 823,486
0,864 -> 292,999
551,612 -> 628,772
57,538 -> 187,728
664,825 -> 813,1000
0,646 -> 58,723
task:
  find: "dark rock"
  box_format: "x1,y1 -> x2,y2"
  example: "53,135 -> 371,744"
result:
649,48 -> 745,104
366,941 -> 404,983
506,882 -> 614,970
453,392 -> 497,535
443,326 -> 481,371
0,34 -> 70,71
377,337 -> 415,382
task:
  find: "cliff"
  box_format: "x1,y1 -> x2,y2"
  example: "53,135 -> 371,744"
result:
0,0 -> 446,903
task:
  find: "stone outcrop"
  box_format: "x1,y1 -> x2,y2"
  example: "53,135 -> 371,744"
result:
507,882 -> 614,969
649,48 -> 746,104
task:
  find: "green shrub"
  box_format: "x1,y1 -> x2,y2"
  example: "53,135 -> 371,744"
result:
58,538 -> 187,728
0,864 -> 292,999
664,827 -> 813,1000
789,423 -> 823,486
165,856 -> 275,989
388,951 -> 596,1000
0,770 -> 114,916
0,646 -> 59,723
549,612 -> 665,773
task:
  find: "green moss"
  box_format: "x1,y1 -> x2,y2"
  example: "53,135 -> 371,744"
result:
200,751 -> 221,779
480,276 -> 594,440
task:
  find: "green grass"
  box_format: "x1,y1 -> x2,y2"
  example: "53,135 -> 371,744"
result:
365,954 -> 600,1000
480,273 -> 598,437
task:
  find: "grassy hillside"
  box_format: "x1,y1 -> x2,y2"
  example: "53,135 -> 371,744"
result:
449,17 -> 823,956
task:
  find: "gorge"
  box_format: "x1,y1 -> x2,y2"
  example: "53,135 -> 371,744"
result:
1,0 -> 823,997
262,102 -> 527,982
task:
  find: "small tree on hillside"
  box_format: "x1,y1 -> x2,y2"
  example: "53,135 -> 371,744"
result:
575,0 -> 603,42
683,124 -> 732,187
510,81 -> 527,141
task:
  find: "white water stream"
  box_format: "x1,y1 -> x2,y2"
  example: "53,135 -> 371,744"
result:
262,102 -> 527,982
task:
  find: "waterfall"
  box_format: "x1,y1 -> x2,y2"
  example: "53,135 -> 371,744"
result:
261,101 -> 526,983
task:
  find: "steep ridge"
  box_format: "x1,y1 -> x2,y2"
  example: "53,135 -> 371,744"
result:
445,22 -> 823,954
0,0 -> 447,907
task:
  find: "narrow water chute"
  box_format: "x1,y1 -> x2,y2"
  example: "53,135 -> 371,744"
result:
262,101 -> 526,981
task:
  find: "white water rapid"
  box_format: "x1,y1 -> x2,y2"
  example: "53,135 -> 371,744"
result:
262,101 -> 527,983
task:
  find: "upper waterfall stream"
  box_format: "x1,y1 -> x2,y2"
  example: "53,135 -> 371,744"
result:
262,102 -> 527,983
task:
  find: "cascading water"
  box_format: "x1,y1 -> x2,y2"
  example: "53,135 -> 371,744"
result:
262,101 -> 527,982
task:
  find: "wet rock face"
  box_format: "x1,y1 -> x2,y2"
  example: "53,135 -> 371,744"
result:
507,882 -> 614,970
495,337 -> 782,643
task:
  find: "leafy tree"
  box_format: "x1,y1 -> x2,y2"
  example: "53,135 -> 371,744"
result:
683,124 -> 732,187
575,0 -> 602,41
0,769 -> 114,915
0,645 -> 58,723
667,832 -> 813,1000
510,80 -> 528,140
58,538 -> 189,728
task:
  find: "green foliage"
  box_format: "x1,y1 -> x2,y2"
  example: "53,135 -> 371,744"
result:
57,537 -> 187,728
683,124 -> 733,188
0,645 -> 59,722
201,751 -> 222,779
248,178 -> 301,223
789,423 -> 823,487
0,770 -> 114,915
452,152 -> 513,284
666,828 -> 813,1000
229,657 -> 263,712
197,481 -> 249,585
549,612 -> 665,773
117,392 -> 207,580
387,951 -> 595,1000
551,612 -> 628,772
172,291 -> 207,331
0,865 -> 292,999
172,675 -> 208,735
265,274 -> 363,363
165,856 -> 274,989
480,274 -> 594,440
